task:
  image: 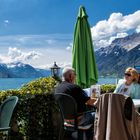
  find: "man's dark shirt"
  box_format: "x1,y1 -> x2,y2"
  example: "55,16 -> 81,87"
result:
55,81 -> 90,113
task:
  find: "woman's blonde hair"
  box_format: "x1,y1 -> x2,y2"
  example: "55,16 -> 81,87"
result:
125,67 -> 139,82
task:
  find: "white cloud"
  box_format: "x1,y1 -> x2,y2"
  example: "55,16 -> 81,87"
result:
66,46 -> 71,51
109,32 -> 128,43
0,46 -> 72,70
1,9 -> 140,69
0,34 -> 72,68
8,47 -> 22,59
136,25 -> 140,33
0,47 -> 41,64
91,10 -> 140,48
38,62 -> 72,70
93,32 -> 128,49
4,20 -> 9,24
45,39 -> 55,44
3,19 -> 10,26
66,43 -> 72,51
36,47 -> 72,69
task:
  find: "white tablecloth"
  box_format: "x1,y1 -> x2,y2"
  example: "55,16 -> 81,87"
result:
133,99 -> 140,109
83,88 -> 90,96
83,88 -> 140,109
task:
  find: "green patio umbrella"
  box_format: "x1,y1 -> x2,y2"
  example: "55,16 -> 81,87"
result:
72,6 -> 98,88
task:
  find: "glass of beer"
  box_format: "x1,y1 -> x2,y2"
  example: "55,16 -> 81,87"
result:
90,85 -> 101,99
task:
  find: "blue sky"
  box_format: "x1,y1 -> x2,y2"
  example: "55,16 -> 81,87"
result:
0,0 -> 140,69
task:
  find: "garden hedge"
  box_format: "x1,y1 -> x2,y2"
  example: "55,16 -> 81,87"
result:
0,77 -> 116,140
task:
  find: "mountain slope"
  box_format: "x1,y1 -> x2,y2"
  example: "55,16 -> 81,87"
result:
95,33 -> 140,77
0,62 -> 45,78
0,64 -> 10,78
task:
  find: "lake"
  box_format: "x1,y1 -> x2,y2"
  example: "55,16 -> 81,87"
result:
0,77 -> 118,91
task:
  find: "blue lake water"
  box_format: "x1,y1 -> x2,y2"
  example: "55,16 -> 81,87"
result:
0,78 -> 37,91
0,77 -> 118,91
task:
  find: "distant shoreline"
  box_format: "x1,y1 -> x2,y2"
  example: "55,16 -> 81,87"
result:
0,77 -> 117,91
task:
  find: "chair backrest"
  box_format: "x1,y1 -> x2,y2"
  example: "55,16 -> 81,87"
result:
0,96 -> 18,128
94,93 -> 134,140
54,93 -> 78,128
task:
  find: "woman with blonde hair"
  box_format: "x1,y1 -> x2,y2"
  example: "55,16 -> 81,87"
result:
114,67 -> 140,99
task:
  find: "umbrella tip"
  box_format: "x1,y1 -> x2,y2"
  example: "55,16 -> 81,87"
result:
78,5 -> 87,18
80,5 -> 85,9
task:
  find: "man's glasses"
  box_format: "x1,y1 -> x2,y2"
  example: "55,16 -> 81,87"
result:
124,73 -> 131,76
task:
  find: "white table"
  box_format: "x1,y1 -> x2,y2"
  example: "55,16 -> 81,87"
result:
83,88 -> 90,96
133,99 -> 140,109
83,88 -> 140,110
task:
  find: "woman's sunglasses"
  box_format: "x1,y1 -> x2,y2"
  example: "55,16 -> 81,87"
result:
124,73 -> 131,76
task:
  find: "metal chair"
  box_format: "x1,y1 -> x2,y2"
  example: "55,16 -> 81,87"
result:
54,93 -> 93,140
0,96 -> 18,139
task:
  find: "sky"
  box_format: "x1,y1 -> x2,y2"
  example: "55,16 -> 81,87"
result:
0,0 -> 140,69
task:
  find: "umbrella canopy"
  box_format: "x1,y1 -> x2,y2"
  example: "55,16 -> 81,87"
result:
72,6 -> 98,88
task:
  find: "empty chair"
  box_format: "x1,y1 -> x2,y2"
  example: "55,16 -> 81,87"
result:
0,96 -> 18,139
54,93 -> 93,140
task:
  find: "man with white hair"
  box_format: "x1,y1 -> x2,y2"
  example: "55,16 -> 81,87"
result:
55,67 -> 96,126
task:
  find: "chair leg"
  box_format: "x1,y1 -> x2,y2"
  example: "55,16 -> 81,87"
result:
85,128 -> 93,140
77,130 -> 83,140
64,131 -> 75,140
58,126 -> 65,140
83,132 -> 87,140
77,129 -> 93,140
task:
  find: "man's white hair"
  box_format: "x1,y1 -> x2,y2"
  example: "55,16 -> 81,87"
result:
62,67 -> 75,81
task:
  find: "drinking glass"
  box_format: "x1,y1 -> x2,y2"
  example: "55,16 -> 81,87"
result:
90,85 -> 101,99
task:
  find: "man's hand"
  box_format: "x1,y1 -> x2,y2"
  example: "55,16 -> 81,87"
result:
86,98 -> 97,106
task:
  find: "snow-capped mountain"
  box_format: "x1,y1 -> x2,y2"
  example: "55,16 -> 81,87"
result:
95,32 -> 140,77
111,33 -> 140,51
0,32 -> 140,78
0,62 -> 50,78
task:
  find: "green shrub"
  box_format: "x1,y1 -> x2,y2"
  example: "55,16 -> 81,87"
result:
101,84 -> 116,93
0,77 -> 59,140
0,77 -> 116,140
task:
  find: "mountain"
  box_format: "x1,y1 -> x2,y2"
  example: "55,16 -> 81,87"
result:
36,68 -> 51,77
1,32 -> 139,78
95,32 -> 140,77
0,62 -> 50,78
0,64 -> 10,78
7,62 -> 44,78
